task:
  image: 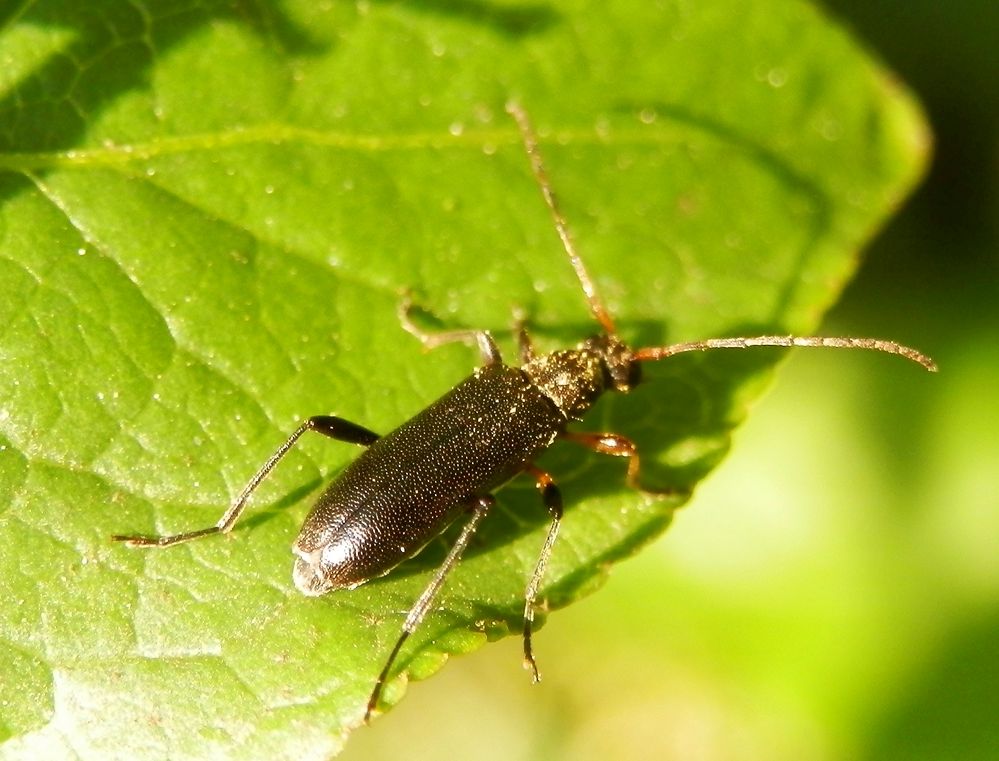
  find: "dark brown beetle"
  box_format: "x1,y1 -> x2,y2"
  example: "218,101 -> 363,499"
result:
114,103 -> 936,721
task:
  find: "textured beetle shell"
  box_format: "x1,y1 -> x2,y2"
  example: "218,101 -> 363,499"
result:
292,363 -> 567,595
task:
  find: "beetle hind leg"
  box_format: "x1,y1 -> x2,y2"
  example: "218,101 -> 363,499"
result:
365,494 -> 494,722
113,415 -> 379,548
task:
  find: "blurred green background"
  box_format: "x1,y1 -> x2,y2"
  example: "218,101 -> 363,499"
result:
343,2 -> 999,759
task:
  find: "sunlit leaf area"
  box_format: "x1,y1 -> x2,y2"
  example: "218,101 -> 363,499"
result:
0,1 -> 993,759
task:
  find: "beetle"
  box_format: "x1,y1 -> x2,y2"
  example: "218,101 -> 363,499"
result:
113,102 -> 936,721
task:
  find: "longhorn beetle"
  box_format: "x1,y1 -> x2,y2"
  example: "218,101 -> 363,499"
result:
113,103 -> 937,721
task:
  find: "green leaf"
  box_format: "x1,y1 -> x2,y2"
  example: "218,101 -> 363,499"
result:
0,0 -> 927,757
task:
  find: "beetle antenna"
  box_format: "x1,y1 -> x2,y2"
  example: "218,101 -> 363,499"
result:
507,101 -> 617,336
635,335 -> 937,371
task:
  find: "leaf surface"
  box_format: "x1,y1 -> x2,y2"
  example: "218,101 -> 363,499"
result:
0,0 -> 927,757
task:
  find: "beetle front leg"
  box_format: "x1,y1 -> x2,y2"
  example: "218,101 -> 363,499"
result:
521,464 -> 564,683
561,430 -> 679,495
397,293 -> 502,366
512,307 -> 536,364
113,415 -> 380,548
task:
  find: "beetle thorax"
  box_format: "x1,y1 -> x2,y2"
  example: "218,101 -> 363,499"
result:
522,334 -> 640,420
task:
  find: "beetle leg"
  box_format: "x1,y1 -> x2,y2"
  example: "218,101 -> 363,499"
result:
521,464 -> 564,683
365,494 -> 494,722
561,430 -> 677,495
510,306 -> 537,364
113,416 -> 380,548
397,292 -> 502,366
